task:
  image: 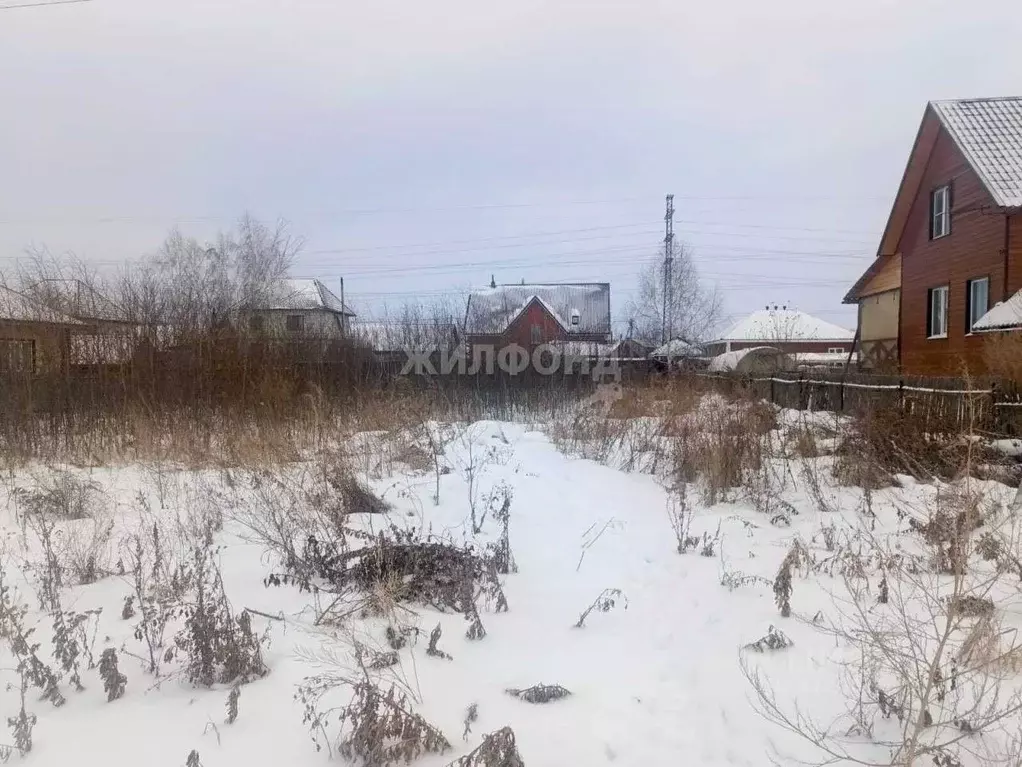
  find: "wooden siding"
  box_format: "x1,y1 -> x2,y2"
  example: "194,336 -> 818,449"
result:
861,254 -> 901,297
898,125 -> 1012,375
1010,214 -> 1022,297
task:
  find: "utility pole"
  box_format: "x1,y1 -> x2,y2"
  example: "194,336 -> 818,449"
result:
662,194 -> 675,371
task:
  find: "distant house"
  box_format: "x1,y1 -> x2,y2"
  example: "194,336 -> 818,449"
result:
463,282 -> 612,351
708,346 -> 793,374
844,97 -> 1022,374
702,306 -> 854,358
0,285 -> 86,374
244,279 -> 356,338
27,278 -> 141,364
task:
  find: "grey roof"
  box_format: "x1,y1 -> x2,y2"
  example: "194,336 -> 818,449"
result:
31,279 -> 129,322
0,285 -> 86,325
932,98 -> 1022,208
259,279 -> 355,316
464,283 -> 611,337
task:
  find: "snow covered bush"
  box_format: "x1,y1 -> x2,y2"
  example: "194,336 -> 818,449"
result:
297,671 -> 450,763
172,545 -> 268,687
746,464 -> 1022,767
99,649 -> 127,702
450,726 -> 525,766
13,470 -> 103,521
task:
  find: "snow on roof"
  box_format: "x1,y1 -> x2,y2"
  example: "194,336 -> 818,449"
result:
931,98 -> 1022,208
713,307 -> 854,343
708,346 -> 785,372
464,283 -> 610,337
650,338 -> 700,358
0,285 -> 86,325
972,290 -> 1022,331
259,279 -> 355,315
32,279 -> 128,322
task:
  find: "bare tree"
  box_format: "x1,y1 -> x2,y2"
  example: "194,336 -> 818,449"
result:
626,243 -> 721,344
116,214 -> 301,344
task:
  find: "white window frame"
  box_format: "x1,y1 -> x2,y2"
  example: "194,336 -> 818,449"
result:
928,285 -> 949,339
931,185 -> 951,239
967,277 -> 989,332
827,347 -> 845,354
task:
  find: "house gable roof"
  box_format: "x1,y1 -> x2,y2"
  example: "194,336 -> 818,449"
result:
258,279 -> 356,316
848,97 -> 1022,304
463,283 -> 611,337
710,307 -> 853,344
0,285 -> 86,326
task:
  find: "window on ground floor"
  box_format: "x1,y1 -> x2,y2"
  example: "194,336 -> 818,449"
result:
0,339 -> 35,374
927,285 -> 949,338
966,276 -> 989,332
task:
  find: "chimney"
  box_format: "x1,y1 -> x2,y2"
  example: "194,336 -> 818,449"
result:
490,275 -> 496,289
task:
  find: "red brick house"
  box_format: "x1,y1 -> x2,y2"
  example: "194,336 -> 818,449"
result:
845,97 -> 1022,375
462,282 -> 612,353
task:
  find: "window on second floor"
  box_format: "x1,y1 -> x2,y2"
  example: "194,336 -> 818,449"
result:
827,347 -> 845,354
927,285 -> 949,338
248,315 -> 265,333
930,184 -> 952,239
286,314 -> 305,333
966,277 -> 990,332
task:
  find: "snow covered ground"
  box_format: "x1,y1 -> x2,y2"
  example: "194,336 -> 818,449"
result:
0,402 -> 1020,766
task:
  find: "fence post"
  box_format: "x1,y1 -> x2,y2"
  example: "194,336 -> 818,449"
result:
839,377 -> 846,413
898,377 -> 905,413
770,376 -> 775,406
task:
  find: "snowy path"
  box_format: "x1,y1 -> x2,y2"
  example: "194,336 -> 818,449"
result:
0,421 -> 834,766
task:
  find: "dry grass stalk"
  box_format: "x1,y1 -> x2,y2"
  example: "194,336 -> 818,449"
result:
448,726 -> 525,767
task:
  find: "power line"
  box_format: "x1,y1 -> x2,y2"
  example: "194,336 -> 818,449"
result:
0,0 -> 91,10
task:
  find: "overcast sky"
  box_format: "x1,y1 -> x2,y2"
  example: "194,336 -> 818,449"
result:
2,0 -> 1020,332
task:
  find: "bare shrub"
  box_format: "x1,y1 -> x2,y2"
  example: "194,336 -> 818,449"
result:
574,588 -> 628,628
462,703 -> 478,741
51,608 -> 101,691
0,567 -> 65,707
666,483 -> 698,554
745,444 -> 1022,767
773,539 -> 811,619
486,484 -> 516,575
426,623 -> 453,661
505,684 -> 572,704
225,684 -> 240,724
172,545 -> 268,687
449,726 -> 525,767
14,470 -> 102,521
61,512 -> 116,586
298,673 -> 450,764
99,649 -> 127,701
673,397 -> 769,505
6,674 -> 36,756
743,625 -> 793,653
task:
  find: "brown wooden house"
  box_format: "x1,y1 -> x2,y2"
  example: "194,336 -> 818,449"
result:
845,97 -> 1022,375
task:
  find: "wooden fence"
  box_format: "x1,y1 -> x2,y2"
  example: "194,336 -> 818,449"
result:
693,370 -> 1022,438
